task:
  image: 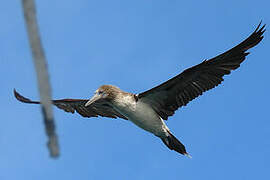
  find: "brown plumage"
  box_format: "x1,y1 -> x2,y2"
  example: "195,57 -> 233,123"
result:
14,23 -> 265,156
14,88 -> 128,119
138,22 -> 265,120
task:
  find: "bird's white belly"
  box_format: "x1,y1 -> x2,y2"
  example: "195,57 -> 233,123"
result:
114,99 -> 168,137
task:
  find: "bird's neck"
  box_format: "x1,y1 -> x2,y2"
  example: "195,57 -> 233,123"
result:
111,92 -> 137,114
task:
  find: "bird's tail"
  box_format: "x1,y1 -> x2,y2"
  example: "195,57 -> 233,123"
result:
161,131 -> 191,158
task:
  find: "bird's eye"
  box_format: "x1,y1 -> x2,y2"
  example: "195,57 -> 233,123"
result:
98,91 -> 103,95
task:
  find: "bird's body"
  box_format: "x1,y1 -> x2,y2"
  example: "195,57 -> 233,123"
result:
83,85 -> 189,155
109,89 -> 168,137
14,23 -> 265,157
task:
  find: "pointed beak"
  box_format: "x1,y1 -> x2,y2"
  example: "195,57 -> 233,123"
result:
85,94 -> 100,107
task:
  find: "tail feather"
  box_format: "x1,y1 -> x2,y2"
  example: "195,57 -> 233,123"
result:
161,131 -> 191,157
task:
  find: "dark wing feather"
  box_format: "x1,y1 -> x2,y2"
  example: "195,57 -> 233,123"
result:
138,23 -> 265,120
14,89 -> 128,120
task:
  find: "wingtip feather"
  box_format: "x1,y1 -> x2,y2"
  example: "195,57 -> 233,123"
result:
13,89 -> 40,104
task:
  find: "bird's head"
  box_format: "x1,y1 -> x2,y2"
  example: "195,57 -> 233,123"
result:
85,85 -> 121,107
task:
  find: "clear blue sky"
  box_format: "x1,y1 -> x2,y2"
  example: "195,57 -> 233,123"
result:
1,1 -> 269,179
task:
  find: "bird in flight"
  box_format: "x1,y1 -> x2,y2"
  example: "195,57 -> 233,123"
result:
15,23 -> 265,157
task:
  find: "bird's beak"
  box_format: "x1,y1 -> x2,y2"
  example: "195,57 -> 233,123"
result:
85,94 -> 100,107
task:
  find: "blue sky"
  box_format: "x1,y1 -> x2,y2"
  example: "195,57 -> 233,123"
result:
1,1 -> 270,179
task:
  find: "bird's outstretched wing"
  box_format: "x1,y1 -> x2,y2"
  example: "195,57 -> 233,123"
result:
138,22 -> 265,120
14,89 -> 128,120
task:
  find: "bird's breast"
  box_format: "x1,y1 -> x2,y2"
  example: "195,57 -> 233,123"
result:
113,97 -> 167,136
